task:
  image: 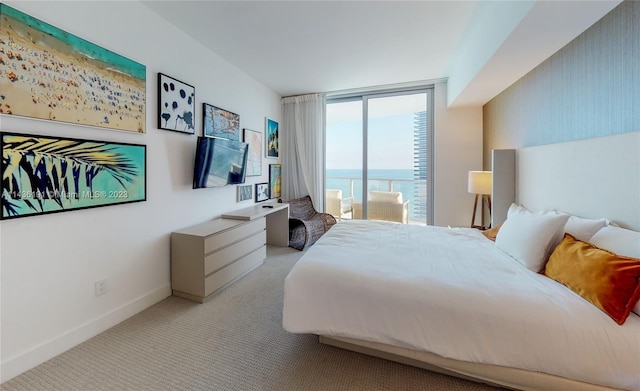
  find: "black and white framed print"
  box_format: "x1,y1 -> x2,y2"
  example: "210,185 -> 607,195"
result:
157,73 -> 195,134
237,184 -> 253,202
255,182 -> 269,202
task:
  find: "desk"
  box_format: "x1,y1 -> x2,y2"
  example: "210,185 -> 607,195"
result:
222,202 -> 289,246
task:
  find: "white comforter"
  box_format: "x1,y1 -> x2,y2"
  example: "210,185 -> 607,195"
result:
283,220 -> 640,390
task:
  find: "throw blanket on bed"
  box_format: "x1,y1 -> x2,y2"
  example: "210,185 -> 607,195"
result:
283,220 -> 640,391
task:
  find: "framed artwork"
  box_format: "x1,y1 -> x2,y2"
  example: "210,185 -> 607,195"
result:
203,103 -> 240,140
269,164 -> 281,199
0,4 -> 146,133
237,184 -> 253,202
157,73 -> 195,134
1,132 -> 146,220
266,118 -> 279,157
243,128 -> 262,176
255,183 -> 269,202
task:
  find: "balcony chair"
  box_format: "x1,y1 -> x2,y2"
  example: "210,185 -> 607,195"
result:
325,189 -> 353,221
352,191 -> 410,224
285,195 -> 337,250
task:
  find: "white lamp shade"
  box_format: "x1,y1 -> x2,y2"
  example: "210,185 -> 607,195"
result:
468,171 -> 492,195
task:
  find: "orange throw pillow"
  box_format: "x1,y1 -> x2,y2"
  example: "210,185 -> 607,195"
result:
482,224 -> 501,241
544,234 -> 640,325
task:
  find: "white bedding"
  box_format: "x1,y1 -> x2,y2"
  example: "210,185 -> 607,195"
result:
283,220 -> 640,391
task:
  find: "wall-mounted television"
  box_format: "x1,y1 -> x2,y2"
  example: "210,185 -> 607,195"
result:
193,136 -> 249,188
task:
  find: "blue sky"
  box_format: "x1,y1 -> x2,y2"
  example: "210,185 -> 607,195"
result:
326,93 -> 426,170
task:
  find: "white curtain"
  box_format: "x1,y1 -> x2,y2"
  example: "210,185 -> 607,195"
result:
281,93 -> 325,210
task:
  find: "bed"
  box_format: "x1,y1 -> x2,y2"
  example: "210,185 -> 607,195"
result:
282,132 -> 640,391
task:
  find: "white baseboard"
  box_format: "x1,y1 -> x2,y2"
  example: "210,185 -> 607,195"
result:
1,284 -> 171,383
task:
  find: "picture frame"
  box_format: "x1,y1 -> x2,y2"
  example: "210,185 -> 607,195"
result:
237,184 -> 253,202
157,73 -> 196,134
266,118 -> 279,158
243,128 -> 262,177
255,182 -> 269,202
269,164 -> 281,199
1,132 -> 146,220
204,103 -> 240,140
0,4 -> 146,133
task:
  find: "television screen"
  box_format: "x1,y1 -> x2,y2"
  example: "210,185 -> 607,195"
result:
193,137 -> 249,188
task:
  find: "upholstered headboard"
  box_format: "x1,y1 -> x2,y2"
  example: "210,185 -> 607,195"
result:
517,132 -> 640,231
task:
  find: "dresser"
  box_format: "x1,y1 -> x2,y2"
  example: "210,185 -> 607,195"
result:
171,203 -> 289,303
171,217 -> 266,303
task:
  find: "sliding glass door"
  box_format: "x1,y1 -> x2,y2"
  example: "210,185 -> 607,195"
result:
326,88 -> 433,225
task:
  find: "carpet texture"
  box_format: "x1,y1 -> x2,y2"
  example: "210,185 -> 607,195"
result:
2,246 -> 506,391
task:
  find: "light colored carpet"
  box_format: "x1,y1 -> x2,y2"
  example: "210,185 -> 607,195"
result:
2,246 -> 506,391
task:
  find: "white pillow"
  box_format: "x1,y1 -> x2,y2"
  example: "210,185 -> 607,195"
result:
590,225 -> 640,258
507,203 -> 526,217
507,203 -> 555,217
506,203 -> 565,254
496,212 -> 570,272
590,225 -> 640,316
563,215 -> 607,242
510,204 -> 608,242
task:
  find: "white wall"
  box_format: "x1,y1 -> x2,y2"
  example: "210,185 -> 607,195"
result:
447,1 -> 534,107
433,82 -> 483,227
0,1 -> 281,382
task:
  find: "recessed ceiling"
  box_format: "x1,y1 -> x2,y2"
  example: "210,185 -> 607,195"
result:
143,1 -> 621,106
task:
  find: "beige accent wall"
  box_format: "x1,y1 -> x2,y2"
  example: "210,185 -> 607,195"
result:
433,82 -> 483,228
483,1 -> 639,169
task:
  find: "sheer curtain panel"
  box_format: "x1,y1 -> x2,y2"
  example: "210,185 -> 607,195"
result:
281,93 -> 326,210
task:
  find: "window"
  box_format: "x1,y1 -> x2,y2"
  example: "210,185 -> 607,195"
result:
326,87 -> 434,225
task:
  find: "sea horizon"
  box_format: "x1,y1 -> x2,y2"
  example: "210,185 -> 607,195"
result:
326,168 -> 414,179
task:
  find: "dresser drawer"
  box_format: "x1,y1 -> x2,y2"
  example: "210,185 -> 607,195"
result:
204,246 -> 266,297
204,230 -> 266,275
203,218 -> 265,254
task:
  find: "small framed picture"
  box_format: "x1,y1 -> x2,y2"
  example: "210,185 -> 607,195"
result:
204,103 -> 240,140
237,184 -> 253,202
243,128 -> 262,176
269,164 -> 281,199
266,118 -> 279,158
157,73 -> 196,134
255,182 -> 269,202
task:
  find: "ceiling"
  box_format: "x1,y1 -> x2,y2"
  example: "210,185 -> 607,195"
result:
143,1 -> 621,107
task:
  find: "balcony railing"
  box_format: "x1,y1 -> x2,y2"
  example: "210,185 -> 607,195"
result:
326,175 -> 427,224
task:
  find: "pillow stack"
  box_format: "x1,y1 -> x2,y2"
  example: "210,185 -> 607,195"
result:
493,203 -> 640,324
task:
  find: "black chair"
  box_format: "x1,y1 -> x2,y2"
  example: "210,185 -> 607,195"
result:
285,195 -> 336,250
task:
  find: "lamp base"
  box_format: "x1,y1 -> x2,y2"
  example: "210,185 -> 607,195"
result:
471,194 -> 492,230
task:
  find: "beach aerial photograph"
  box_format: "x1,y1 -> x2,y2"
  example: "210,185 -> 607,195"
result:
0,4 -> 146,133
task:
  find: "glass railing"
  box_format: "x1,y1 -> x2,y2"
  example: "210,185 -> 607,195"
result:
326,175 -> 427,225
